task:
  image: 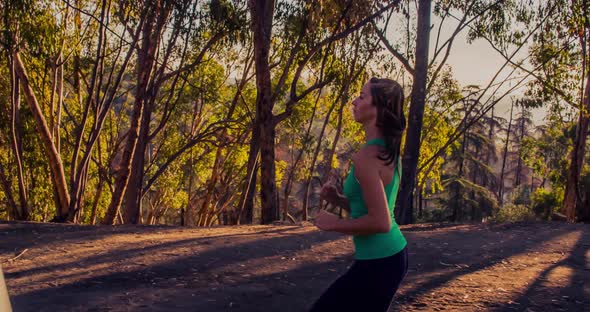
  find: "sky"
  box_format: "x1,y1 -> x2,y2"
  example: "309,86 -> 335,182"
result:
384,10 -> 548,126
431,15 -> 547,125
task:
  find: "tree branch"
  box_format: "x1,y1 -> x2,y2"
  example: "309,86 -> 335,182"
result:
370,20 -> 414,75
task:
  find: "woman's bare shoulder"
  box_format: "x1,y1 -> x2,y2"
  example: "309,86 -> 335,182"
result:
352,145 -> 381,168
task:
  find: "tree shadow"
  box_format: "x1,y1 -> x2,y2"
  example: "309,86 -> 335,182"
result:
0,221 -> 304,253
393,222 -> 580,309
4,225 -> 332,280
13,251 -> 353,312
490,228 -> 589,311
0,221 -> 305,269
8,228 -> 348,311
401,222 -> 475,232
5,222 -> 584,312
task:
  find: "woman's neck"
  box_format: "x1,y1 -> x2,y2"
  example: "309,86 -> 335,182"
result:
363,125 -> 382,142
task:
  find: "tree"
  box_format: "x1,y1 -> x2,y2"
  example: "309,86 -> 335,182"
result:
515,0 -> 590,222
247,0 -> 401,224
375,0 -> 529,224
103,0 -> 173,224
395,0 -> 431,224
121,0 -> 247,225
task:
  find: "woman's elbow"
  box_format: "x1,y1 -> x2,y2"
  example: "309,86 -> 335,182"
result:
376,221 -> 391,233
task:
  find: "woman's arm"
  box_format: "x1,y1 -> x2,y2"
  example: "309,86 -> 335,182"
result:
320,185 -> 350,211
315,211 -> 389,235
315,150 -> 391,235
333,192 -> 350,212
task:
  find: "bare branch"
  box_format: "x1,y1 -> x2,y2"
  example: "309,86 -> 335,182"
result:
370,20 -> 414,75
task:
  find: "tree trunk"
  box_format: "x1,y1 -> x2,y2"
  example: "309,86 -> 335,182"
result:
123,96 -> 151,224
68,0 -> 108,223
197,140 -> 225,226
103,2 -> 164,224
55,52 -> 63,154
89,181 -> 104,225
499,99 -> 515,205
470,148 -> 479,221
562,64 -> 590,222
259,124 -> 278,223
0,161 -> 18,220
283,91 -> 320,221
249,0 -> 278,224
124,1 -> 190,224
323,89 -> 347,182
395,0 -> 431,225
452,122 -> 468,222
302,94 -> 339,220
238,131 -> 259,225
123,0 -> 174,225
184,150 -> 195,226
197,59 -> 249,226
13,52 -> 70,220
484,107 -> 495,189
578,179 -> 590,222
68,2 -> 84,222
9,54 -> 29,220
515,105 -> 525,187
418,186 -> 423,219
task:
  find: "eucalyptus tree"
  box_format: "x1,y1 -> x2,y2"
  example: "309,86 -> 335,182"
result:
246,0 -> 402,224
372,0 -> 548,224
3,0 -> 72,220
543,0 -> 590,222
477,0 -> 589,222
115,0 -> 248,225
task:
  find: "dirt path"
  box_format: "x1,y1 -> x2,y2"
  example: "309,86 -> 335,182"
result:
0,221 -> 587,312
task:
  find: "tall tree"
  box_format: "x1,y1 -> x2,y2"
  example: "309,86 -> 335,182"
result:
248,0 -> 277,223
498,99 -> 515,204
247,0 -> 400,224
103,0 -> 172,224
514,0 -> 590,222
395,0 -> 431,225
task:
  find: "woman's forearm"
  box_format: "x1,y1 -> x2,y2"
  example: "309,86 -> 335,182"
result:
336,193 -> 350,212
330,214 -> 390,236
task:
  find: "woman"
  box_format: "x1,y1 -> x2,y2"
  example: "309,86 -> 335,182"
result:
310,77 -> 408,312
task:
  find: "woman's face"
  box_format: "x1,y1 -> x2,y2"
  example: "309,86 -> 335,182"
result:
351,82 -> 377,124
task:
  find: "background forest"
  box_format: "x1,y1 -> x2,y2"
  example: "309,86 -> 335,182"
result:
0,0 -> 589,226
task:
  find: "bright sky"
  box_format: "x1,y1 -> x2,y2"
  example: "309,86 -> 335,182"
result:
384,11 -> 548,125
429,15 -> 548,126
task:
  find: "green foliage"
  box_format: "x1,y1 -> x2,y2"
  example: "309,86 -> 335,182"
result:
1,0 -> 587,226
416,207 -> 450,223
531,187 -> 563,220
275,159 -> 288,188
510,185 -> 532,206
490,204 -> 536,223
3,0 -> 60,57
521,116 -> 572,190
440,176 -> 500,221
420,66 -> 463,194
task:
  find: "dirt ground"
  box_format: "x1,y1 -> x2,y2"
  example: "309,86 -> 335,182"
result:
0,221 -> 588,312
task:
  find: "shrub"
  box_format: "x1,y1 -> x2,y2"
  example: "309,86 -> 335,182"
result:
490,204 -> 536,222
531,188 -> 562,220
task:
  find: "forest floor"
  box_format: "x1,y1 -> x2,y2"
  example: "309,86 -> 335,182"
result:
0,221 -> 588,312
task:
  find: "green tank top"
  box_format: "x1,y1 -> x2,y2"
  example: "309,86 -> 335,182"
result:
343,138 -> 407,260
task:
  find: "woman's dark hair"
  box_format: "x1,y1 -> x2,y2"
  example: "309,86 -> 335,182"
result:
369,77 -> 406,166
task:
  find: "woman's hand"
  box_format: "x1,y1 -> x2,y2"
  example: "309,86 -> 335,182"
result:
314,210 -> 340,231
320,183 -> 340,205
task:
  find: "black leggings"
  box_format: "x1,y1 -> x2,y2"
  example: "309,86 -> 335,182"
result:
309,247 -> 408,312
